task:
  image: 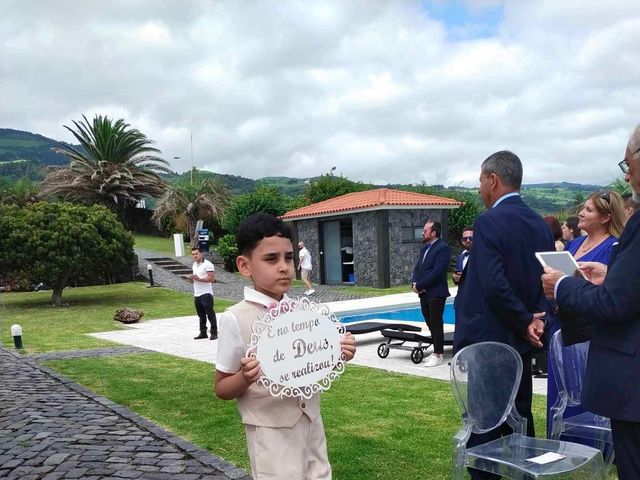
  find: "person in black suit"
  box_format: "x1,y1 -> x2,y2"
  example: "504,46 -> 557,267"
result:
412,220 -> 451,367
453,227 -> 472,315
542,125 -> 640,480
452,226 -> 473,287
454,151 -> 555,479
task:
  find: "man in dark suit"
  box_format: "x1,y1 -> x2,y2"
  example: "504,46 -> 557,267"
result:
412,220 -> 451,367
452,226 -> 473,287
542,125 -> 640,480
454,151 -> 554,479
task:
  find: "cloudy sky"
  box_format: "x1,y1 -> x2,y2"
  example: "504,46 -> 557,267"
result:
2,0 -> 640,186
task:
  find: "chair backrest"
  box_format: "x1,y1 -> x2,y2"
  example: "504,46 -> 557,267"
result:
450,342 -> 523,433
549,330 -> 590,406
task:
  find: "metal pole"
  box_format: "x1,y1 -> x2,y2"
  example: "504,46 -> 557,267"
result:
190,131 -> 194,186
147,264 -> 155,288
11,324 -> 23,349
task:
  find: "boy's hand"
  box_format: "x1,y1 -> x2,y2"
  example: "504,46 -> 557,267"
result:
340,332 -> 356,362
240,356 -> 261,384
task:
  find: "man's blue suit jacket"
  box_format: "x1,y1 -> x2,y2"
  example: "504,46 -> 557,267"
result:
455,251 -> 469,273
412,238 -> 451,299
454,195 -> 555,354
557,209 -> 640,422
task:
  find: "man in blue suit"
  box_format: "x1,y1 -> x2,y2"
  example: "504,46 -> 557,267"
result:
542,125 -> 640,480
454,151 -> 554,478
412,220 -> 451,367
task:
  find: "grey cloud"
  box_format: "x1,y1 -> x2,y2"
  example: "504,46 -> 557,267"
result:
2,0 -> 640,186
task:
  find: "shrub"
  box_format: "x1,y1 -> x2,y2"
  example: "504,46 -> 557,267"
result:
217,234 -> 238,272
0,201 -> 134,305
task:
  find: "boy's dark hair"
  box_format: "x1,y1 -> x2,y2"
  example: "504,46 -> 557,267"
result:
191,246 -> 202,252
236,213 -> 293,256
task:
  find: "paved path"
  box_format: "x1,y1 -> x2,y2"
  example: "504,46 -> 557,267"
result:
135,247 -> 368,303
90,314 -> 548,396
0,347 -> 250,480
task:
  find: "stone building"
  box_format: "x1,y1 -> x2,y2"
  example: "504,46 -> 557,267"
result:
282,188 -> 462,288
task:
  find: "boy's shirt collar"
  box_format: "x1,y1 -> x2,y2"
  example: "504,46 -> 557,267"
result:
243,286 -> 290,309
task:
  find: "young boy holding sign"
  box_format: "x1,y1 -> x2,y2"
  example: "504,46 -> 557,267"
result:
215,213 -> 356,479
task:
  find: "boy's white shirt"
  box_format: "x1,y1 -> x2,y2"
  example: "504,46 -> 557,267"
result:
216,286 -> 290,374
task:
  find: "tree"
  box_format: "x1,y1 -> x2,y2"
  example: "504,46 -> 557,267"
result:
39,115 -> 171,224
304,173 -> 372,204
0,202 -> 134,305
222,187 -> 291,235
152,177 -> 231,244
404,184 -> 484,240
446,190 -> 484,236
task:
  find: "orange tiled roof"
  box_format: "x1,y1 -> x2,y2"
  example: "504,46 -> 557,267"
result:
282,188 -> 463,220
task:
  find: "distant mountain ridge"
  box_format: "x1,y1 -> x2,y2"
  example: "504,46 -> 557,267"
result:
522,182 -> 603,191
0,128 -> 603,201
0,128 -> 79,166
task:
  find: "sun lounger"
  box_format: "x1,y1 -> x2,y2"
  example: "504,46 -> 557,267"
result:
344,321 -> 422,335
377,329 -> 455,364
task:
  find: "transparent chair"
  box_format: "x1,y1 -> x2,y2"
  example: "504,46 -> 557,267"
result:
549,330 -> 614,472
451,341 -> 605,479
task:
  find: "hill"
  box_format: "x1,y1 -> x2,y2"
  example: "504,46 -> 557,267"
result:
165,170 -> 258,195
0,128 -> 84,181
0,128 -> 78,166
0,128 -> 603,213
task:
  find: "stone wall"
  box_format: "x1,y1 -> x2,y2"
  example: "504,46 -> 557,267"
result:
294,219 -> 320,282
352,212 -> 379,287
386,210 -> 440,286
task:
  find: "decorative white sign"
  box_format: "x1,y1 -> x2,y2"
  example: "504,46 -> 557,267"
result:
246,297 -> 346,399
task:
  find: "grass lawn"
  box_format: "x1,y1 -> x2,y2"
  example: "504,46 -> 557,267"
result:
0,283 -> 235,353
133,233 -> 191,255
5,282 -> 605,478
44,352 -> 548,479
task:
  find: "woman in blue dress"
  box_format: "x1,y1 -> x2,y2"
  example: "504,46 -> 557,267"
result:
546,190 -> 626,437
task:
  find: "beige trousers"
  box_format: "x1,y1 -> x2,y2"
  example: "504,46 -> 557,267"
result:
244,415 -> 331,480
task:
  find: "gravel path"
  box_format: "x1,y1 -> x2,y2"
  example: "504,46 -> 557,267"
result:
135,247 -> 369,303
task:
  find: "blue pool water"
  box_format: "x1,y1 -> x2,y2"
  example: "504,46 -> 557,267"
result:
338,302 -> 455,325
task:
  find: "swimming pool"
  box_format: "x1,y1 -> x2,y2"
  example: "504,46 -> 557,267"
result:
338,301 -> 455,325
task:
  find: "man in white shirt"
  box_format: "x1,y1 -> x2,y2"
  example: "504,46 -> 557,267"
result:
190,246 -> 217,340
298,241 -> 315,295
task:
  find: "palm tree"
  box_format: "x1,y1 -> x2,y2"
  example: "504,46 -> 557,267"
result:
609,176 -> 631,196
39,115 -> 171,219
152,178 -> 231,245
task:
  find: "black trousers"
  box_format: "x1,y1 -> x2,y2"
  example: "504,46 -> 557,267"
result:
419,296 -> 446,354
467,352 -> 534,480
194,293 -> 217,335
611,418 -> 640,480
